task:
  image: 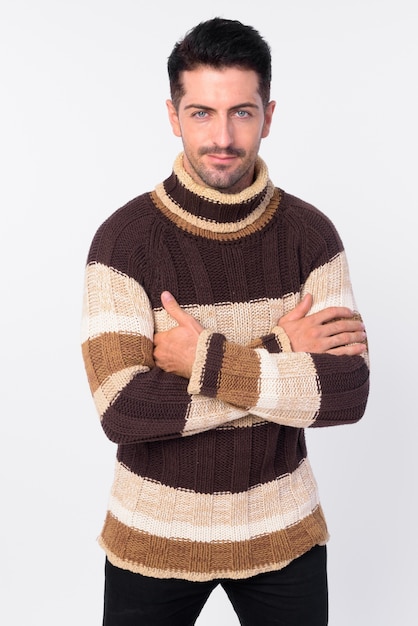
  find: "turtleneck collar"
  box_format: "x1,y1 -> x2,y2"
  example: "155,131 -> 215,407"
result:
152,152 -> 280,238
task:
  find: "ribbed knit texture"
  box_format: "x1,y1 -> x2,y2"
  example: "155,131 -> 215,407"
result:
81,153 -> 369,581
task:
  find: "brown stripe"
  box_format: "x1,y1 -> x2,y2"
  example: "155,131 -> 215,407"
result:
217,343 -> 261,408
81,333 -> 154,393
117,422 -> 306,492
199,333 -> 225,397
150,188 -> 281,241
100,507 -> 328,580
311,353 -> 369,426
260,333 -> 281,353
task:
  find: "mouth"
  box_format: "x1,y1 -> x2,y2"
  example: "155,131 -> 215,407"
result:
200,147 -> 244,160
205,153 -> 240,166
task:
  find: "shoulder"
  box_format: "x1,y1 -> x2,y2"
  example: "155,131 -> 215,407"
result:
280,190 -> 343,244
281,191 -> 336,227
86,191 -> 157,265
275,190 -> 345,272
96,190 -> 155,237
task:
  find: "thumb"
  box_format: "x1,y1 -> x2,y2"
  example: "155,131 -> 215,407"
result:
161,291 -> 190,324
280,293 -> 313,323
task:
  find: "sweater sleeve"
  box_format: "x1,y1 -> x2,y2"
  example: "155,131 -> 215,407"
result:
188,250 -> 370,428
81,261 -> 249,444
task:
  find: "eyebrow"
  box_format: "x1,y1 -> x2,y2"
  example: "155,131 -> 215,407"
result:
183,102 -> 260,112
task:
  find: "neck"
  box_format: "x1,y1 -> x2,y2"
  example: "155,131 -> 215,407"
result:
172,152 -> 270,208
151,153 -> 279,235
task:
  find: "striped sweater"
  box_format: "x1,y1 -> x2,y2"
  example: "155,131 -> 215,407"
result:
81,153 -> 369,581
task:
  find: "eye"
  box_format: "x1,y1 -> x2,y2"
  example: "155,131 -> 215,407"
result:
235,110 -> 250,118
193,110 -> 208,119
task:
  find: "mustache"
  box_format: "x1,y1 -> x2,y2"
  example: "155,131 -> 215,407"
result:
198,146 -> 245,158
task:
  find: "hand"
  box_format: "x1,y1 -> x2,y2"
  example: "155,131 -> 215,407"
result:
278,294 -> 367,355
153,291 -> 203,378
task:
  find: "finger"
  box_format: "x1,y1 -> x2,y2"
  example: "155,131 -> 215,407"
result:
315,307 -> 356,325
280,293 -> 313,323
326,329 -> 367,349
325,319 -> 365,337
327,342 -> 367,356
161,290 -> 177,308
160,291 -> 190,324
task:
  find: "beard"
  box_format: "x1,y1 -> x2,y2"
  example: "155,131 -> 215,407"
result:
184,145 -> 257,193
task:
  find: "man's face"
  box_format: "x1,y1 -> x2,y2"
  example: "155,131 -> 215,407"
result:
167,66 -> 275,194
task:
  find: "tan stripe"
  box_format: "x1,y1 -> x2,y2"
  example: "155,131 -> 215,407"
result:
217,343 -> 261,408
109,459 -> 320,538
82,334 -> 153,393
99,506 -> 329,581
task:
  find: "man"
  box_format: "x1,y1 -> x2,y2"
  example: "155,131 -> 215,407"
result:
81,17 -> 369,626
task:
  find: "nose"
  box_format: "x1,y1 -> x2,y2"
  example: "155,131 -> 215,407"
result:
213,115 -> 233,148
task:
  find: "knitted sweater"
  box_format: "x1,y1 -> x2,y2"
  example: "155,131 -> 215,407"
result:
81,153 -> 369,582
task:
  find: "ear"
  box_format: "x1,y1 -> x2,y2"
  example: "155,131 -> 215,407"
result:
166,100 -> 182,137
261,100 -> 276,139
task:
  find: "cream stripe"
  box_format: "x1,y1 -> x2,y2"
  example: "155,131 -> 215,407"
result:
81,263 -> 154,341
93,365 -> 146,416
304,251 -> 357,313
182,393 -> 248,434
154,297 -> 285,344
108,459 -> 320,542
81,313 -> 154,341
255,350 -> 320,426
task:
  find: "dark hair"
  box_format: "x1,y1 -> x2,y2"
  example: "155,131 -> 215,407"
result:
168,17 -> 272,109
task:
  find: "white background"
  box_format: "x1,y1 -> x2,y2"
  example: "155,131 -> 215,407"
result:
1,0 -> 417,624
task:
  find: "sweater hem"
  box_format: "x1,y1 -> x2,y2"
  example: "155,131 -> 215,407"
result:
99,537 -> 330,582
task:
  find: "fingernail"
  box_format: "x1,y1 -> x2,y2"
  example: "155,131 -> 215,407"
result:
162,291 -> 174,302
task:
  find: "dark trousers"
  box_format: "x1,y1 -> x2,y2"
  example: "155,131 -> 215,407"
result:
103,545 -> 328,626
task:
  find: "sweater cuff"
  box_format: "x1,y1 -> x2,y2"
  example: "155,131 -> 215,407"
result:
270,325 -> 293,352
188,330 -> 225,396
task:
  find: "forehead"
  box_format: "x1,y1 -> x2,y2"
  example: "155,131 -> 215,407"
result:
179,66 -> 262,108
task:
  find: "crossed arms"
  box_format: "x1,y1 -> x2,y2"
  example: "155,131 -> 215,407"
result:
82,257 -> 369,444
154,291 -> 367,378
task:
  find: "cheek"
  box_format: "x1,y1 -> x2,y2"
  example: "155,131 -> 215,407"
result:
180,123 -> 208,147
